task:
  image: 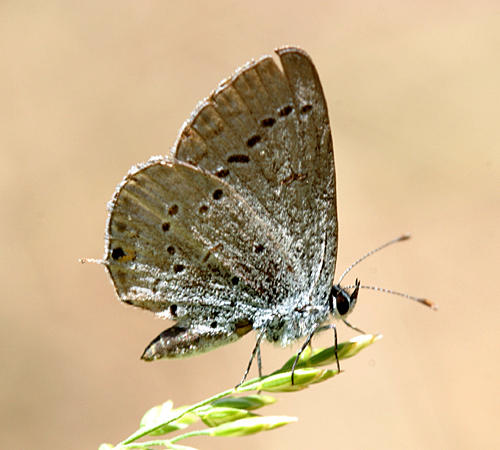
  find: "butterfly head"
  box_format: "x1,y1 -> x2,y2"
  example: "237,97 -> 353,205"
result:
329,278 -> 361,318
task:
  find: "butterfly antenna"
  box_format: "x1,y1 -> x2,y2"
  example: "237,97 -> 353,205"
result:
337,234 -> 410,284
342,283 -> 437,310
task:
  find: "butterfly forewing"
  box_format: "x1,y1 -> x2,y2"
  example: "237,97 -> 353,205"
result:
175,47 -> 337,298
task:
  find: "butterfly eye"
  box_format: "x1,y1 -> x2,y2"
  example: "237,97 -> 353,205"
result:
336,292 -> 350,316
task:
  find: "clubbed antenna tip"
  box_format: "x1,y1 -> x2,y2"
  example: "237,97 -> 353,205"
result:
419,298 -> 438,311
355,284 -> 438,311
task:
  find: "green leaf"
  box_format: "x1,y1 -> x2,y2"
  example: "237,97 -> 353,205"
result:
197,406 -> 257,427
140,401 -> 198,436
238,367 -> 338,393
211,394 -> 275,410
207,416 -> 297,437
104,335 -> 381,448
275,334 -> 381,373
309,334 -> 382,367
164,443 -> 198,450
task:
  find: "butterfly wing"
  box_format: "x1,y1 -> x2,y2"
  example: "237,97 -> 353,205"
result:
173,47 -> 337,304
105,47 -> 337,359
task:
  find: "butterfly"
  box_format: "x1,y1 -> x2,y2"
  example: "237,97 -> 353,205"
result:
102,46 -> 434,384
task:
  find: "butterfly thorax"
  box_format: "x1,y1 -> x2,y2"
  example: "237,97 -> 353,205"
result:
256,280 -> 360,346
254,293 -> 331,346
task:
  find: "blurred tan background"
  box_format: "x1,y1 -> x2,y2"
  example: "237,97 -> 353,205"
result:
1,1 -> 498,449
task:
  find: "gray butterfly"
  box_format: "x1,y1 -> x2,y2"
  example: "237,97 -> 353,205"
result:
103,46 -> 432,383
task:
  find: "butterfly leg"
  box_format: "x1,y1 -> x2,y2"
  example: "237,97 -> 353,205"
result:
236,333 -> 264,388
257,344 -> 263,378
291,331 -> 315,385
342,319 -> 366,334
310,323 -> 342,374
291,324 -> 335,385
332,323 -> 340,373
256,345 -> 263,394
